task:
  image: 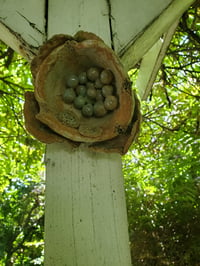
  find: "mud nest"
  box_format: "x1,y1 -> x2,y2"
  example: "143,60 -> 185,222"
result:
24,31 -> 141,154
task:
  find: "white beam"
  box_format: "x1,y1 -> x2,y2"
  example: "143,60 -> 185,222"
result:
0,21 -> 37,61
136,19 -> 179,100
111,0 -> 173,53
0,0 -> 45,61
120,0 -> 195,70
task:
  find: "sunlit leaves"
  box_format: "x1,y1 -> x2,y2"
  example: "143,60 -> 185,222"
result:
0,41 -> 45,265
124,4 -> 200,265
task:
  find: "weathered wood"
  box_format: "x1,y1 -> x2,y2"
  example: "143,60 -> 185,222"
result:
136,19 -> 180,100
0,0 -> 45,60
111,0 -> 173,53
44,1 -> 132,265
1,0 -> 187,62
120,0 -> 195,70
47,0 -> 111,44
45,143 -> 131,266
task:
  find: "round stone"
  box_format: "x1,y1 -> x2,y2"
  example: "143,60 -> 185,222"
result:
78,72 -> 87,84
100,69 -> 113,84
104,95 -> 118,111
67,74 -> 79,88
87,67 -> 100,81
94,101 -> 107,117
102,85 -> 114,97
82,103 -> 94,117
76,85 -> 86,96
63,88 -> 76,103
95,78 -> 103,89
96,90 -> 104,101
86,82 -> 95,90
74,95 -> 86,109
87,87 -> 97,99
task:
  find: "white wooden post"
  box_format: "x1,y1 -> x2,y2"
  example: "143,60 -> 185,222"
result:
44,1 -> 132,265
45,143 -> 131,265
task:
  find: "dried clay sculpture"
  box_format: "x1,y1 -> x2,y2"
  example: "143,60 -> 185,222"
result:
24,31 -> 141,154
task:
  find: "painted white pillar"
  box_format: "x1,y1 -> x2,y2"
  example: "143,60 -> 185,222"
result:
44,1 -> 132,265
45,144 -> 131,265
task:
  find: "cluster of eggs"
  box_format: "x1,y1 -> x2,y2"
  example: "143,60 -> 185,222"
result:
62,67 -> 118,117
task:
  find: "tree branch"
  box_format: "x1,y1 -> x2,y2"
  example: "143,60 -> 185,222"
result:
179,12 -> 200,44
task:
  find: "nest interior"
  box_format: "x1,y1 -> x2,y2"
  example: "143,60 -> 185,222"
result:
24,32 -> 141,154
33,34 -> 134,143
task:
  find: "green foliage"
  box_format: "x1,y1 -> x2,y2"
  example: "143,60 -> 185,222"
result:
123,4 -> 200,265
0,4 -> 199,265
0,42 -> 45,265
0,178 -> 44,265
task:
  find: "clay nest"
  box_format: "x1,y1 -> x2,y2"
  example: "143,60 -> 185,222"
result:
24,31 -> 141,154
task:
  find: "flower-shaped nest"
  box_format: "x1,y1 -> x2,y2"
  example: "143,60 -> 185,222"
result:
24,31 -> 141,154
